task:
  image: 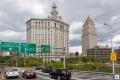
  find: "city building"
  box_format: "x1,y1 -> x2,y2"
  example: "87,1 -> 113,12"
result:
114,47 -> 120,61
82,16 -> 97,56
26,3 -> 70,61
87,45 -> 111,61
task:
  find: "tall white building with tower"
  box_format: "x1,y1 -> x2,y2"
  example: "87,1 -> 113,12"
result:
26,3 -> 70,61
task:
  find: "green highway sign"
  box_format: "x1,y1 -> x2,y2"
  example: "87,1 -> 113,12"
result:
0,42 -> 19,51
20,43 -> 36,54
41,45 -> 50,52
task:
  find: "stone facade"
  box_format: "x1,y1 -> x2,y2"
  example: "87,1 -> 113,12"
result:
26,3 -> 70,61
82,16 -> 97,56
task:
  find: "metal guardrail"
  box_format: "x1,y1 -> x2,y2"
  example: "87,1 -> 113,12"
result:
68,70 -> 120,76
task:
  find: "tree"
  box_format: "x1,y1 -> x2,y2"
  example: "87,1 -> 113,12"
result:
75,51 -> 79,57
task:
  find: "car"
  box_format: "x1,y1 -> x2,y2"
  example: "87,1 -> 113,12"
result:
6,68 -> 19,79
49,68 -> 71,80
22,70 -> 37,79
42,66 -> 53,73
35,66 -> 43,70
4,66 -> 10,73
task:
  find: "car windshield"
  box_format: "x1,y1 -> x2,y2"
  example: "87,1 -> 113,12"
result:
27,70 -> 35,73
46,67 -> 52,69
10,69 -> 18,72
61,69 -> 68,72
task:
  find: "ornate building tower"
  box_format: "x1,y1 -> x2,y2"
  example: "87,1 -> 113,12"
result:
26,2 -> 70,61
82,16 -> 97,56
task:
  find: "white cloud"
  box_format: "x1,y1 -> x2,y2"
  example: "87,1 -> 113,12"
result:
110,16 -> 119,23
16,0 -> 46,15
58,0 -> 65,3
113,35 -> 120,43
69,33 -> 81,41
69,46 -> 82,54
70,21 -> 83,33
69,21 -> 83,41
0,30 -> 25,41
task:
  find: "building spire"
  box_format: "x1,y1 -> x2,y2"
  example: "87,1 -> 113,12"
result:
50,2 -> 59,19
83,15 -> 95,26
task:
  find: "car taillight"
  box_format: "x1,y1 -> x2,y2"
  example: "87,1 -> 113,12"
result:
61,71 -> 66,74
33,72 -> 36,75
46,68 -> 48,70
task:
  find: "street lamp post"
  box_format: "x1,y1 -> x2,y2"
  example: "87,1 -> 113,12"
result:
104,23 -> 115,74
63,47 -> 66,68
24,48 -> 28,67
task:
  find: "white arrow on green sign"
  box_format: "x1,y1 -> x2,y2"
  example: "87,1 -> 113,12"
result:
20,43 -> 36,54
41,45 -> 50,52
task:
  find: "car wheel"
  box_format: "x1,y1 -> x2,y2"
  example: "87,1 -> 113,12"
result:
67,78 -> 70,80
17,76 -> 19,78
49,74 -> 52,79
58,76 -> 61,80
6,75 -> 9,79
25,75 -> 27,79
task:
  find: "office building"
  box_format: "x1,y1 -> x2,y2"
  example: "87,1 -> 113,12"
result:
26,3 -> 70,61
87,45 -> 111,61
82,16 -> 97,56
114,47 -> 120,61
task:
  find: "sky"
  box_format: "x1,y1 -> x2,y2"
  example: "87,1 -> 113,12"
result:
0,0 -> 120,54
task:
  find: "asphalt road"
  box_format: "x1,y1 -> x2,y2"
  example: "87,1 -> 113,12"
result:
1,69 -> 77,80
1,68 -> 116,80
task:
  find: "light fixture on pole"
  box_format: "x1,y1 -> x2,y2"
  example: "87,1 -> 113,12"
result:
104,23 -> 115,74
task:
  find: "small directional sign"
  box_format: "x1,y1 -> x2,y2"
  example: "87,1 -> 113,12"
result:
41,45 -> 50,53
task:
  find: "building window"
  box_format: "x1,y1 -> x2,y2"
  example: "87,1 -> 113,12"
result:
42,22 -> 44,26
48,22 -> 50,26
35,22 -> 37,26
39,22 -> 40,26
55,23 -> 56,27
45,22 -> 47,26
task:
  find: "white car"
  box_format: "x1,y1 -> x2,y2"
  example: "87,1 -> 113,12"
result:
6,68 -> 19,79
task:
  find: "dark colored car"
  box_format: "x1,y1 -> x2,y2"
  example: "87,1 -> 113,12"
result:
35,66 -> 43,70
42,66 -> 53,73
49,68 -> 71,80
22,70 -> 36,79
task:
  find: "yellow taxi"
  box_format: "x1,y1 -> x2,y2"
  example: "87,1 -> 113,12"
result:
4,66 -> 10,73
22,67 -> 30,72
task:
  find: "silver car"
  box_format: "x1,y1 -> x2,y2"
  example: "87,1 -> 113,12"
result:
6,68 -> 19,79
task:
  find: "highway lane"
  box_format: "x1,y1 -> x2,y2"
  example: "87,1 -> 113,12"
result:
1,68 -> 115,80
2,69 -> 78,80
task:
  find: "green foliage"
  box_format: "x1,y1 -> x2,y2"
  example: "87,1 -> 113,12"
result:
27,60 -> 41,67
46,61 -> 63,69
1,55 -> 120,74
81,56 -> 89,62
